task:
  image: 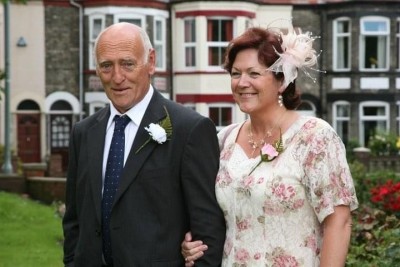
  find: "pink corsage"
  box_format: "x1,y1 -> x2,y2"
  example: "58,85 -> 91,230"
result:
249,130 -> 284,175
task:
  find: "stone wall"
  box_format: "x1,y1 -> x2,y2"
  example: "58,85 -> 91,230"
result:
45,5 -> 79,95
354,148 -> 400,173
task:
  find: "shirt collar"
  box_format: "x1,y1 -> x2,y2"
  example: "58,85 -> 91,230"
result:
107,85 -> 154,129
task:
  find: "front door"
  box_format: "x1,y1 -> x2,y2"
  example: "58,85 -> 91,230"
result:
17,114 -> 41,163
50,114 -> 72,175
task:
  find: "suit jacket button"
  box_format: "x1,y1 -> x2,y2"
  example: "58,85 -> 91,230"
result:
95,229 -> 101,236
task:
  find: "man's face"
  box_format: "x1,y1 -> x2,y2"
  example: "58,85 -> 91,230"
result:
96,25 -> 155,114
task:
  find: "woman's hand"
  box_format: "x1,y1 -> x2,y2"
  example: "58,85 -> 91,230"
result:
181,231 -> 208,267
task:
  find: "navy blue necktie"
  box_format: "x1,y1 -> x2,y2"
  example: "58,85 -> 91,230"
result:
102,115 -> 130,266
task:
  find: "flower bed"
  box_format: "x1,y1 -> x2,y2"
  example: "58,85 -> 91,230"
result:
347,162 -> 400,266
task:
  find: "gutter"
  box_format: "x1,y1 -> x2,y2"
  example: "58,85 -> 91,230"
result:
70,0 -> 84,121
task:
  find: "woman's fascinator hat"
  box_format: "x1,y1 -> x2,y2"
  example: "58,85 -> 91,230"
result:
266,19 -> 324,90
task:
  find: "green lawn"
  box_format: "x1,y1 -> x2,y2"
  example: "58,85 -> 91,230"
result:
0,191 -> 63,267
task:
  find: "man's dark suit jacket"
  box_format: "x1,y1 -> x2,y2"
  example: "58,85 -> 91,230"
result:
63,90 -> 226,267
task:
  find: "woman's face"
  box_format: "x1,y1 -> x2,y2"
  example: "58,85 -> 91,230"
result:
230,48 -> 281,115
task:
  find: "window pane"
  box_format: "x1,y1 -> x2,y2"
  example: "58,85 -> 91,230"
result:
221,20 -> 233,41
209,46 -> 227,66
208,20 -> 219,41
221,107 -> 232,125
209,107 -> 232,126
337,105 -> 350,117
92,19 -> 102,39
364,36 -> 387,68
361,18 -> 389,69
338,20 -> 349,33
51,116 -> 71,149
363,106 -> 385,116
207,19 -> 232,66
184,20 -> 195,42
209,107 -> 219,125
337,37 -> 349,69
156,20 -> 162,41
363,21 -> 387,32
185,47 -> 196,67
119,18 -> 141,26
397,21 -> 400,69
156,44 -> 163,68
337,121 -> 349,145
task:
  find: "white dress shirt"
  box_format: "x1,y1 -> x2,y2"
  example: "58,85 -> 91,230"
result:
102,86 -> 154,189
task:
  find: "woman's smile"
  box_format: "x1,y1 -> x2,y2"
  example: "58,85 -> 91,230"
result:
239,92 -> 258,98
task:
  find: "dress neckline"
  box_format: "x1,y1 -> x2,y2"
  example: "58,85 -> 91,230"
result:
230,115 -> 311,160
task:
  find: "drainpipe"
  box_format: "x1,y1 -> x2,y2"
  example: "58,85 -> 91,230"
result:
2,2 -> 12,174
70,0 -> 83,121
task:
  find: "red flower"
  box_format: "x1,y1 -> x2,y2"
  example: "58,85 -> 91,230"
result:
370,180 -> 400,212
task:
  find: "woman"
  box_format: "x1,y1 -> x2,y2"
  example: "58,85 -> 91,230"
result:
181,24 -> 358,266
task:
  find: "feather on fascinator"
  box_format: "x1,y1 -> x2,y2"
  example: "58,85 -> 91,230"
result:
267,21 -> 322,90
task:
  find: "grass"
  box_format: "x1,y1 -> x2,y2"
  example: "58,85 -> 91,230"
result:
0,191 -> 63,267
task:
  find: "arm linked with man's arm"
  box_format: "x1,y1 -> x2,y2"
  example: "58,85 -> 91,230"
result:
181,116 -> 226,266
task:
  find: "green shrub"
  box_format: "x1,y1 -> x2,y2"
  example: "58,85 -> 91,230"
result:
368,131 -> 398,156
347,168 -> 400,266
347,206 -> 400,266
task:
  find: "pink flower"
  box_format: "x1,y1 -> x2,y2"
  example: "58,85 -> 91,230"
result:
273,254 -> 299,267
248,134 -> 284,175
254,252 -> 262,260
234,248 -> 250,264
261,143 -> 279,159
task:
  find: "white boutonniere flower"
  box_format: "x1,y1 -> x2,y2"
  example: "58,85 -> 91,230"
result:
135,106 -> 172,154
145,123 -> 167,144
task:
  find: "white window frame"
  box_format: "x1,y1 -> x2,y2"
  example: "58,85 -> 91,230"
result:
333,18 -> 351,71
89,102 -> 106,116
89,15 -> 105,70
397,101 -> 400,135
206,17 -> 234,69
359,101 -> 390,146
114,14 -> 144,26
397,19 -> 400,70
154,17 -> 166,71
333,101 -> 350,144
359,16 -> 390,71
297,100 -> 316,117
207,103 -> 235,132
184,18 -> 196,69
183,103 -> 196,111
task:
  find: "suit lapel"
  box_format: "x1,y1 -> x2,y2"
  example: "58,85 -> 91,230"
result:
87,108 -> 110,224
114,91 -> 167,204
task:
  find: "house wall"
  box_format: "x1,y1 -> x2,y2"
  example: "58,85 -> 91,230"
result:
0,1 -> 47,162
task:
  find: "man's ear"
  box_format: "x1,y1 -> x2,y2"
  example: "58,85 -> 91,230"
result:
148,49 -> 156,75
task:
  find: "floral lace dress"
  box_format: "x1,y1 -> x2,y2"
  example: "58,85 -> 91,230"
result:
216,116 -> 359,267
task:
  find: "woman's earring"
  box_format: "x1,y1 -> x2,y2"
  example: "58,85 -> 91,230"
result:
278,94 -> 283,107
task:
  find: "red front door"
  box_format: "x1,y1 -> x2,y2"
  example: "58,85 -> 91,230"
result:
17,113 -> 41,163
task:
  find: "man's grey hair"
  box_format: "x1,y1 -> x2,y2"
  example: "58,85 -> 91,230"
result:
93,22 -> 153,65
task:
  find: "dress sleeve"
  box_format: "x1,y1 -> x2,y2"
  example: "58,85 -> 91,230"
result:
302,121 -> 359,223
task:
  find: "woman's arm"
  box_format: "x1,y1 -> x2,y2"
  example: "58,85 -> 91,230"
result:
320,205 -> 352,267
181,231 -> 208,267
